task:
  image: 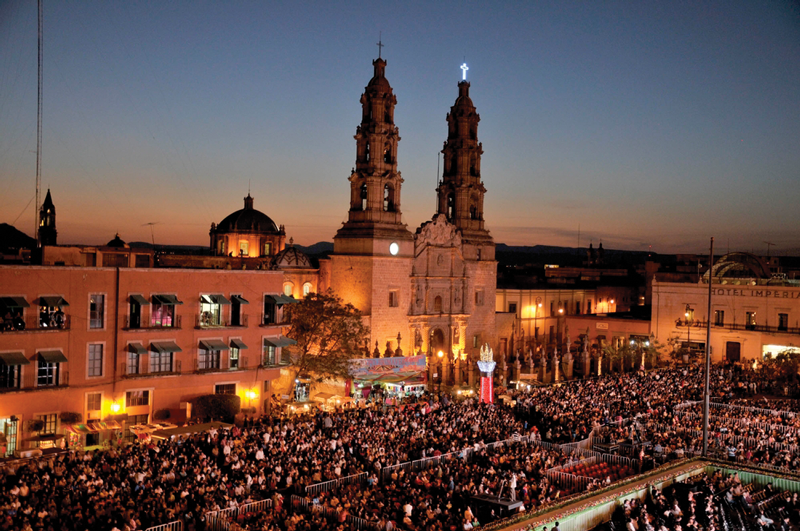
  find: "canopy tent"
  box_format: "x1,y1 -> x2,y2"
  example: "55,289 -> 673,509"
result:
63,421 -> 121,435
150,421 -> 232,440
312,392 -> 335,403
355,371 -> 427,384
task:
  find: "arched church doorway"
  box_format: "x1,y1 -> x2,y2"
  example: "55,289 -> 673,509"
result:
430,328 -> 446,355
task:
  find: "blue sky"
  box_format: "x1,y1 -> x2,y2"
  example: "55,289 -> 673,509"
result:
1,0 -> 799,254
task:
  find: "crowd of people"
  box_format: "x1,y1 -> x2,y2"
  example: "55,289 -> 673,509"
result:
0,364 -> 798,531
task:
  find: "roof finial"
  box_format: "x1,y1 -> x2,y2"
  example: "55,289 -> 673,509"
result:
377,32 -> 383,58
460,62 -> 469,81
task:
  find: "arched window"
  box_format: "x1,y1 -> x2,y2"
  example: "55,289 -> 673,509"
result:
469,204 -> 477,220
365,142 -> 370,162
447,194 -> 455,221
283,283 -> 293,297
383,145 -> 392,163
384,184 -> 394,212
360,184 -> 368,211
302,282 -> 312,297
434,296 -> 443,313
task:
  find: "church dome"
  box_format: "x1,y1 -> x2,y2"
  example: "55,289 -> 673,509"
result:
106,233 -> 129,248
271,242 -> 312,269
453,81 -> 475,112
216,194 -> 280,234
366,58 -> 392,92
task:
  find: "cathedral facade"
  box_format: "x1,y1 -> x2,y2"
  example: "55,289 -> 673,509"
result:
328,57 -> 497,363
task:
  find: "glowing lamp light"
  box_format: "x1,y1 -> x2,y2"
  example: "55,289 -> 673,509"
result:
645,341 -> 650,347
685,312 -> 690,318
110,402 -> 121,414
558,308 -> 564,314
630,340 -> 635,346
245,390 -> 257,401
610,299 -> 615,304
538,303 -> 542,308
437,350 -> 444,358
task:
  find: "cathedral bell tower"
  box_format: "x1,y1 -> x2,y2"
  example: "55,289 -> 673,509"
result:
38,188 -> 57,246
436,81 -> 493,250
331,57 -> 414,353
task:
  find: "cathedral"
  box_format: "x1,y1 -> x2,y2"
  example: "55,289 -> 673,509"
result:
327,56 -> 497,363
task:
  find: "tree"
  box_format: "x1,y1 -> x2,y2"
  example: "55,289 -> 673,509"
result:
192,394 -> 241,422
283,290 -> 369,396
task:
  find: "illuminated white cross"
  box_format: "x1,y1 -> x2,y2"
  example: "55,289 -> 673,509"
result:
460,63 -> 469,81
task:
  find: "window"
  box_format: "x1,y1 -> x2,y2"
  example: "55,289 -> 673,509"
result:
151,296 -> 178,328
38,413 -> 57,435
303,282 -> 312,297
360,184 -> 368,210
0,364 -> 20,389
746,311 -> 756,329
474,290 -> 484,306
134,254 -> 150,268
434,296 -> 443,313
778,313 -> 789,331
587,299 -> 593,314
89,294 -> 105,329
37,361 -> 59,386
239,240 -> 249,256
126,390 -> 150,408
263,380 -> 271,393
508,303 -> 517,314
88,344 -> 103,377
87,392 -> 101,412
128,295 -> 146,329
383,184 -> 393,212
215,383 -> 236,395
149,351 -> 173,373
714,310 -> 725,327
199,295 -> 226,327
263,242 -> 271,256
231,295 -> 246,327
447,194 -> 455,221
127,350 -> 140,375
550,301 -> 555,317
102,253 -> 128,267
198,347 -> 221,371
38,297 -> 68,329
283,284 -> 293,297
124,414 -> 149,442
263,345 -> 277,366
383,145 -> 392,163
575,301 -> 581,315
389,290 -> 399,308
229,347 -> 240,369
263,296 -> 277,325
473,335 -> 479,348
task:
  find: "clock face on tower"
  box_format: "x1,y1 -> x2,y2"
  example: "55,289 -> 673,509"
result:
389,242 -> 399,256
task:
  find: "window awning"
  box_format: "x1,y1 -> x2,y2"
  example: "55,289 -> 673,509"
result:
264,295 -> 281,304
278,295 -> 299,304
150,341 -> 182,353
200,294 -> 231,305
263,336 -> 297,348
199,339 -> 229,351
38,296 -> 69,307
128,343 -> 147,355
230,338 -> 248,350
129,294 -> 149,306
39,350 -> 68,363
152,294 -> 183,305
0,351 -> 30,366
231,295 -> 249,305
0,296 -> 30,308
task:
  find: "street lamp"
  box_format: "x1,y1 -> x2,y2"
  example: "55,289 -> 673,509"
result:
685,304 -> 694,350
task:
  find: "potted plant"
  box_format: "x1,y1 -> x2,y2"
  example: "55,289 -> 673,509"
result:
59,411 -> 82,425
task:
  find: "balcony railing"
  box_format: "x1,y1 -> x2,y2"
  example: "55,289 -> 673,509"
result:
124,315 -> 182,330
195,314 -> 248,329
0,370 -> 70,393
675,319 -> 800,336
259,314 -> 289,327
193,356 -> 250,372
120,360 -> 182,379
0,315 -> 71,333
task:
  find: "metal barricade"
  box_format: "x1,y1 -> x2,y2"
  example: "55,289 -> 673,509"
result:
144,521 -> 183,531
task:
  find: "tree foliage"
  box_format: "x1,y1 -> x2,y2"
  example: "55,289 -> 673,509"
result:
284,290 -> 369,391
761,350 -> 800,384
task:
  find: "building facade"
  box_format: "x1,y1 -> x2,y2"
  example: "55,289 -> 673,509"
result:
0,265 -> 295,455
651,253 -> 800,363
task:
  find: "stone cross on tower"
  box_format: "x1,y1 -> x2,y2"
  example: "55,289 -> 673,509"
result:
460,63 -> 469,81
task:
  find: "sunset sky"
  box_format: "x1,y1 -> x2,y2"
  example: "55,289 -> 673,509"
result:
1,1 -> 799,254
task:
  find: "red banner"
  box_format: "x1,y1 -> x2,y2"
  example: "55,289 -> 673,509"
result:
480,376 -> 493,404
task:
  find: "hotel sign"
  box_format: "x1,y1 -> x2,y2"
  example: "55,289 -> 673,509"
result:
714,288 -> 800,299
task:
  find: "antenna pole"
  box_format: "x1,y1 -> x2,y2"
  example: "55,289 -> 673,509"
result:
702,237 -> 714,457
435,152 -> 440,212
35,0 -> 43,246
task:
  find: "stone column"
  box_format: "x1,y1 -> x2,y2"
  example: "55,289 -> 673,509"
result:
564,346 -> 574,380
538,352 -> 547,383
553,346 -> 561,383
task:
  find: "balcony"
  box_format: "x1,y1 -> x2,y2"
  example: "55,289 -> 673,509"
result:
0,370 -> 69,393
0,315 -> 71,333
192,356 -> 250,373
119,360 -> 182,379
675,319 -> 800,336
259,314 -> 289,327
124,315 -> 182,330
195,313 -> 248,329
